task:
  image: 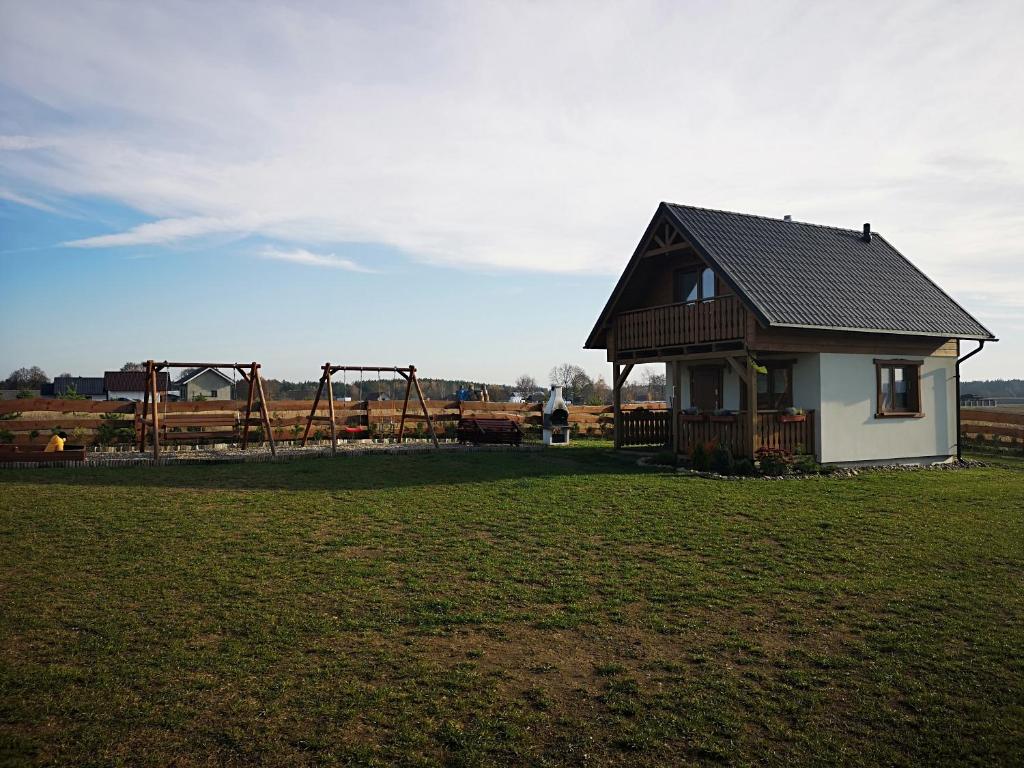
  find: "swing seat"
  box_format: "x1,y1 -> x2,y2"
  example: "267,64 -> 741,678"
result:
343,426 -> 369,434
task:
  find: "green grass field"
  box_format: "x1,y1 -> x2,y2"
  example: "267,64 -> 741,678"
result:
2,446 -> 1022,766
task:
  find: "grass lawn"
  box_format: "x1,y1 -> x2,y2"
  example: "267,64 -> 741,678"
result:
2,446 -> 1022,766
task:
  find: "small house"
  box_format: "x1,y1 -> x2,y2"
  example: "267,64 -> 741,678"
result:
586,203 -> 996,466
175,367 -> 235,401
103,371 -> 172,402
51,376 -> 107,401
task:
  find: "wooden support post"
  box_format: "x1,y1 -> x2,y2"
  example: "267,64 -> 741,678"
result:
612,361 -> 635,449
301,365 -> 328,446
139,359 -> 153,451
614,363 -> 635,391
150,363 -> 161,463
410,366 -> 439,447
667,364 -> 675,454
241,362 -> 257,450
326,365 -> 337,455
396,370 -> 413,442
613,361 -> 622,449
254,366 -> 276,456
746,354 -> 758,459
671,360 -> 683,453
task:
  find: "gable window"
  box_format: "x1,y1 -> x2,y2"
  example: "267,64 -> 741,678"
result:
874,359 -> 923,417
210,389 -> 219,397
673,267 -> 716,304
741,361 -> 793,410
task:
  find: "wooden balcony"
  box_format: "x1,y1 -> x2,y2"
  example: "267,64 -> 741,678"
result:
614,294 -> 745,353
676,410 -> 816,458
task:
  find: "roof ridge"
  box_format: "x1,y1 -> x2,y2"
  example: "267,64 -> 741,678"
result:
663,202 -> 869,236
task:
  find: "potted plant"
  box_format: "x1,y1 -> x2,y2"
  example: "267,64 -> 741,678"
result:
779,407 -> 807,423
709,408 -> 737,423
680,407 -> 705,423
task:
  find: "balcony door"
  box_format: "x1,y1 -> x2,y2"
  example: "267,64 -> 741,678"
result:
690,366 -> 723,411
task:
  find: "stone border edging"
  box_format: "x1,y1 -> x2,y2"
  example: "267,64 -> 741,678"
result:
636,455 -> 985,480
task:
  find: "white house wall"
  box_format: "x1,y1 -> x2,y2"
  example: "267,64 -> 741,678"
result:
184,370 -> 234,401
817,353 -> 956,464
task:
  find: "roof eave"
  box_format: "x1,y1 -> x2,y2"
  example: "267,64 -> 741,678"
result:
584,204 -> 673,349
766,322 -> 997,342
178,366 -> 234,385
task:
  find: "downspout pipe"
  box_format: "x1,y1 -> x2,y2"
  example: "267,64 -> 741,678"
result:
955,340 -> 987,461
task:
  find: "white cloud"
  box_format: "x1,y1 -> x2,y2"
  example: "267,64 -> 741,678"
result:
0,187 -> 61,213
258,245 -> 374,272
63,215 -> 258,247
0,0 -> 1021,289
0,134 -> 54,150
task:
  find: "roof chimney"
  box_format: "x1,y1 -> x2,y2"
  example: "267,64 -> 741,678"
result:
862,222 -> 872,242
783,214 -> 792,221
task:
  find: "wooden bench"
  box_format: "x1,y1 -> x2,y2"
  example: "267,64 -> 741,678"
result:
0,445 -> 88,463
456,418 -> 523,446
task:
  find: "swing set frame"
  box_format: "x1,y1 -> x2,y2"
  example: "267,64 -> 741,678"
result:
301,363 -> 439,453
138,360 -> 277,462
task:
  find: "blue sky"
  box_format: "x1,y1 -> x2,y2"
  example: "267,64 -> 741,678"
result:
0,195 -> 617,383
1,0 -> 1022,383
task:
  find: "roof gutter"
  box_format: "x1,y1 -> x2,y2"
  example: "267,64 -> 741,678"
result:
955,340 -> 988,461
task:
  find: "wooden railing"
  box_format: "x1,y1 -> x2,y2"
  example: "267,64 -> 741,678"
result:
756,410 -> 815,455
677,413 -> 749,456
619,409 -> 671,447
677,410 -> 815,458
615,294 -> 745,352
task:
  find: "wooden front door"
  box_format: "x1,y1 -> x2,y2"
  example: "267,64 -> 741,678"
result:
690,366 -> 723,411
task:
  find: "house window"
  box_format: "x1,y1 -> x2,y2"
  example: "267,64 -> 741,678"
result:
210,389 -> 218,397
673,267 -> 716,303
875,360 -> 923,417
742,361 -> 793,410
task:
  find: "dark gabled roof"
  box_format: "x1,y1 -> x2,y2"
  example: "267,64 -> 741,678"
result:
586,203 -> 995,347
52,376 -> 106,396
175,366 -> 234,386
103,371 -> 171,392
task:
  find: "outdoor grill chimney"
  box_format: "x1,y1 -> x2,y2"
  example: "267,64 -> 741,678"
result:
862,222 -> 872,242
783,214 -> 792,222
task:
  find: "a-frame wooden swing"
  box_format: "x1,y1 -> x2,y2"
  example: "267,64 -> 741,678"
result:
138,360 -> 277,462
301,364 -> 439,453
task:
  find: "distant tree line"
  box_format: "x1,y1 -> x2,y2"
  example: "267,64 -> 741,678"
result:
960,379 -> 1024,399
2,366 -> 48,390
240,377 -> 517,403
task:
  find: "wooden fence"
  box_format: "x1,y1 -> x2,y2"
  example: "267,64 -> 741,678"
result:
619,410 -> 671,446
961,408 -> 1024,449
0,398 -> 668,448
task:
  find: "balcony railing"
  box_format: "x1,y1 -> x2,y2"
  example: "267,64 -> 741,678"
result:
615,294 -> 745,352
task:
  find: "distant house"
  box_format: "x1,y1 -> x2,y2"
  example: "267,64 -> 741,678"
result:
103,371 -> 172,402
175,367 -> 234,401
586,203 -> 996,465
51,376 -> 107,401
